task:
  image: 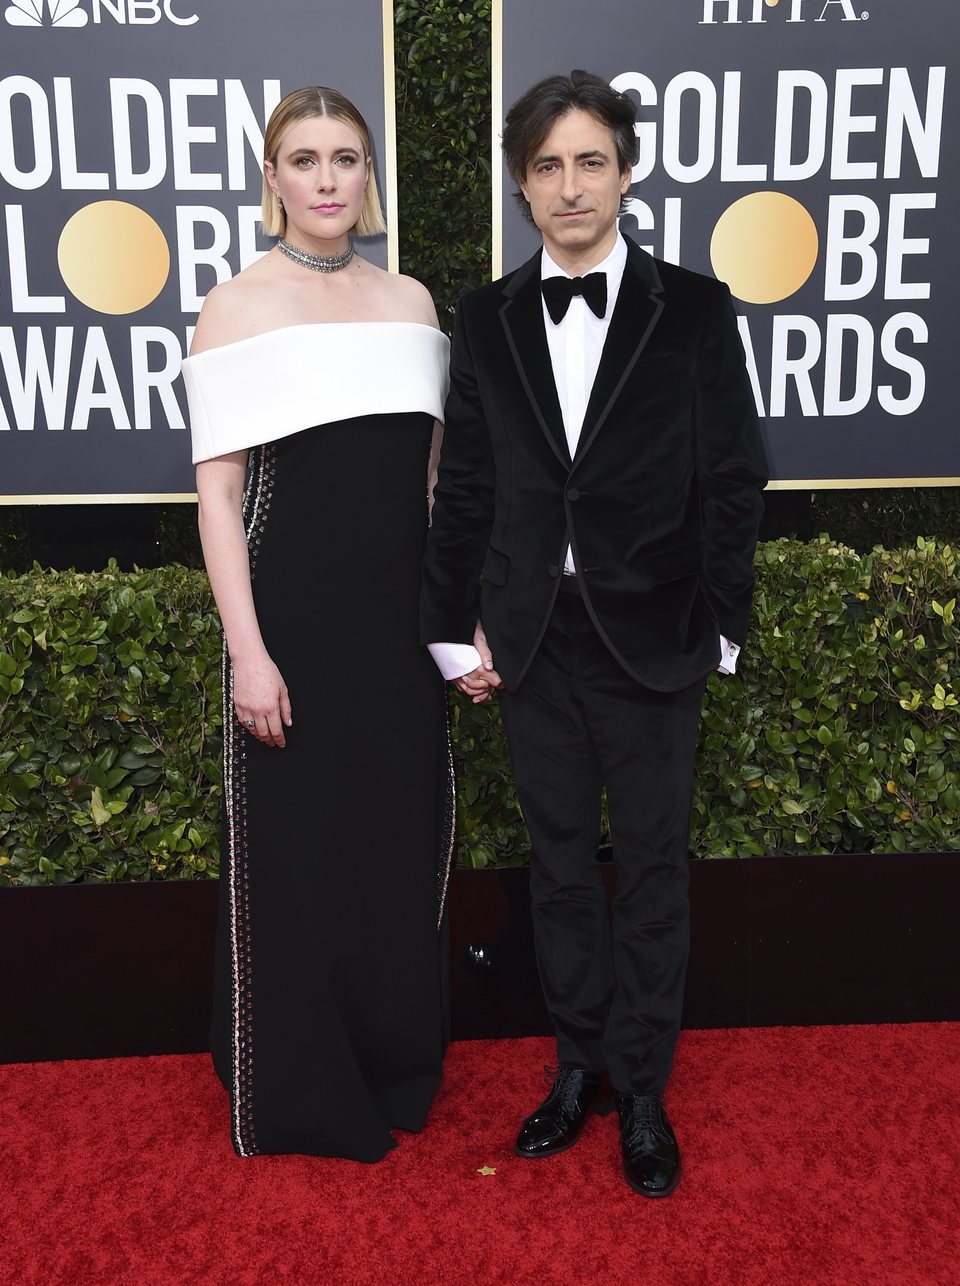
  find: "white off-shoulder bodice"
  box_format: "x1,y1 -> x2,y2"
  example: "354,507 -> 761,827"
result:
181,322 -> 450,464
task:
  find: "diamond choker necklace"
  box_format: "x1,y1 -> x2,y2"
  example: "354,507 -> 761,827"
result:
277,238 -> 355,273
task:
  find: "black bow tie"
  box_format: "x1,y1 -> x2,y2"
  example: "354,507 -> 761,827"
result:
541,272 -> 607,325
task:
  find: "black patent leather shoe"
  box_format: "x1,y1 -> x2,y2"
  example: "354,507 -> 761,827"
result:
616,1093 -> 681,1197
515,1065 -> 605,1158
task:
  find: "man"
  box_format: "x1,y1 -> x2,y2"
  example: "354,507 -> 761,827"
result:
422,70 -> 767,1197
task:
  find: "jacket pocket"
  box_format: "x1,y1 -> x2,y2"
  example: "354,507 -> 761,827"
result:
481,546 -> 510,586
641,539 -> 705,583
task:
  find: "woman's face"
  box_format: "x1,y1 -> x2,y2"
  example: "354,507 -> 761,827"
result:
265,114 -> 369,249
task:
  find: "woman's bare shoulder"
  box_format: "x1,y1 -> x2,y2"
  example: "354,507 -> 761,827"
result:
390,273 -> 441,328
359,263 -> 440,328
397,274 -> 441,327
190,258 -> 281,355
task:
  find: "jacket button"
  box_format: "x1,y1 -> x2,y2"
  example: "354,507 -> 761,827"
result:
566,487 -> 580,502
548,565 -> 559,578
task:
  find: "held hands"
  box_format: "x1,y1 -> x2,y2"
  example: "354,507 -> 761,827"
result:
452,621 -> 504,705
233,651 -> 293,748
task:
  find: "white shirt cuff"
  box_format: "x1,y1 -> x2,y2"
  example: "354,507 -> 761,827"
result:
717,634 -> 740,676
427,642 -> 483,681
429,638 -> 739,680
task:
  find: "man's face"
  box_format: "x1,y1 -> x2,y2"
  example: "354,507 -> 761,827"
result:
519,109 -> 631,268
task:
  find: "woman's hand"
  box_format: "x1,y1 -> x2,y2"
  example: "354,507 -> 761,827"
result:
232,652 -> 293,748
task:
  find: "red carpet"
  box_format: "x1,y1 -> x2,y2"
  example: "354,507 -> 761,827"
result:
2,1026 -> 958,1285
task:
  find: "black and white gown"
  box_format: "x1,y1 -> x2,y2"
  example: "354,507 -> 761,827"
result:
182,323 -> 453,1161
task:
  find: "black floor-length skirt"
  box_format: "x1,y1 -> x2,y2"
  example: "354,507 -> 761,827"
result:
209,412 -> 452,1161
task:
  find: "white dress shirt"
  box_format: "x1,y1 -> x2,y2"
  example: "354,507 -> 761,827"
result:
542,235 -> 627,573
428,234 -> 739,680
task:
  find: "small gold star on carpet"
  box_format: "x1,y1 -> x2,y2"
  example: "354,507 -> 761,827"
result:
476,1165 -> 496,1176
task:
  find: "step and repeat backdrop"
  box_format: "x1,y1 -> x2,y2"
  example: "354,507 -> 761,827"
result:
0,0 -> 394,500
495,0 -> 958,487
2,2 -> 957,497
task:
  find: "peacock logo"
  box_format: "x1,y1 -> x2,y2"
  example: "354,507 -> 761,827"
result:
4,0 -> 197,25
4,0 -> 87,24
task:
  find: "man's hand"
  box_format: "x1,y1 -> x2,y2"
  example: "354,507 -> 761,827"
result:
452,621 -> 504,704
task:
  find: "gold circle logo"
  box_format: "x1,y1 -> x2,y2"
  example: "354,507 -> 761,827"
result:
57,201 -> 170,315
710,192 -> 819,305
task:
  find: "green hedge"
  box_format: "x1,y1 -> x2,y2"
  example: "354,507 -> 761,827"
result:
395,0 -> 492,325
691,536 -> 959,858
1,538 -> 957,885
0,564 -> 222,885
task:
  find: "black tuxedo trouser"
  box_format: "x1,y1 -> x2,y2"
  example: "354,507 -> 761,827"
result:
498,579 -> 707,1095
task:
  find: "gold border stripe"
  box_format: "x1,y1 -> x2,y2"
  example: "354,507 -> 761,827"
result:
6,477 -> 957,505
383,0 -> 399,274
765,478 -> 960,491
491,0 -> 503,281
0,493 -> 198,505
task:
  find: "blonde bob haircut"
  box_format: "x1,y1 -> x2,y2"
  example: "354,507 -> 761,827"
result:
260,86 -> 386,238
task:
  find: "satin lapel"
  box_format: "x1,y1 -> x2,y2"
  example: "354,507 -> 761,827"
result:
498,253 -> 570,468
573,243 -> 665,468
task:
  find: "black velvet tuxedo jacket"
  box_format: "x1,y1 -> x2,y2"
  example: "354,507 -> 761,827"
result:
421,238 -> 769,692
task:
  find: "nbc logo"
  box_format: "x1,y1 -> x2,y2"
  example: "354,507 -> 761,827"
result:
4,0 -> 197,25
5,0 -> 87,24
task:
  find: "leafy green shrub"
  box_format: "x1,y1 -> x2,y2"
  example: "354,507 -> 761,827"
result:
395,0 -> 492,323
449,687 -> 530,869
0,508 -> 30,576
2,539 -> 956,885
0,563 -> 221,885
811,489 -> 960,553
693,536 -> 959,857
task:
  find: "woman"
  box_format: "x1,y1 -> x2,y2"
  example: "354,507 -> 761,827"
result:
181,87 -> 452,1162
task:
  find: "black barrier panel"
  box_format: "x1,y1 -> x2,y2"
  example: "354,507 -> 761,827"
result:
0,0 -> 394,500
496,0 -> 960,487
3,856 -> 959,1062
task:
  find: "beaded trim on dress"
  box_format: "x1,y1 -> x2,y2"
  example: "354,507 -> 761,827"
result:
221,443 -> 276,1158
